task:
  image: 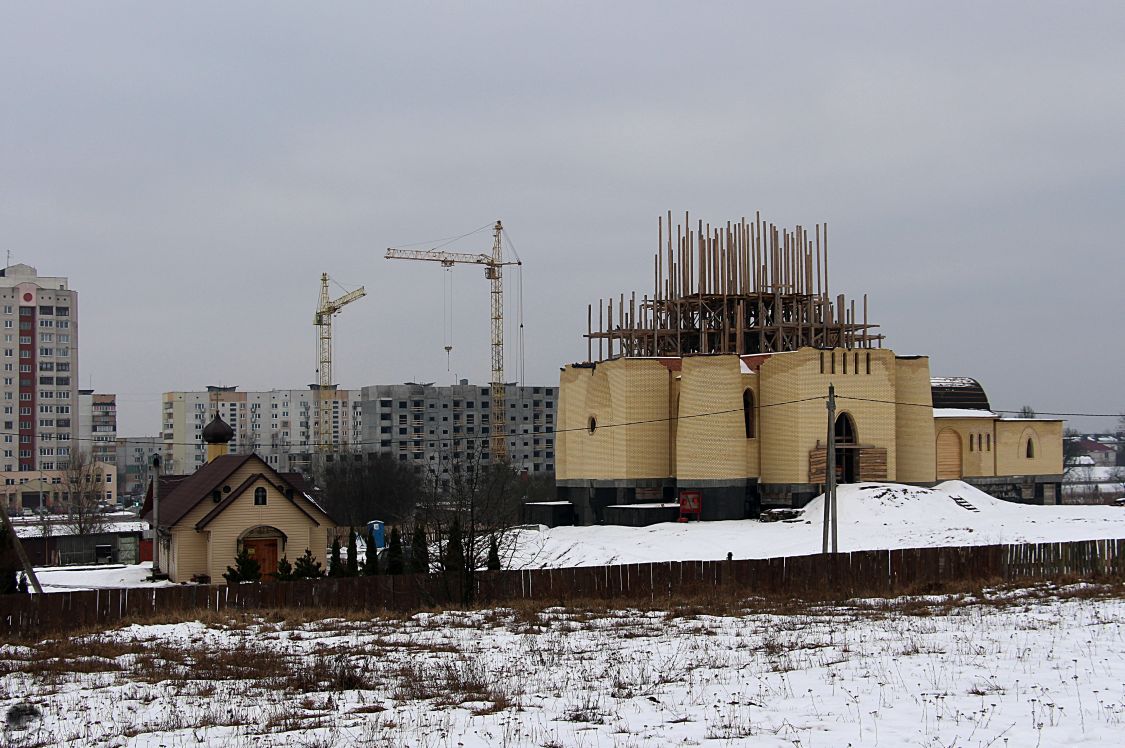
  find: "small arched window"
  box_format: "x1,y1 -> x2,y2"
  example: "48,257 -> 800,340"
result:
587,416 -> 597,434
986,434 -> 991,451
254,487 -> 267,506
1026,438 -> 1035,459
743,389 -> 756,438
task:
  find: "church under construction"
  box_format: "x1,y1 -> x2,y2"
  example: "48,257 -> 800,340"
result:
553,212 -> 1063,524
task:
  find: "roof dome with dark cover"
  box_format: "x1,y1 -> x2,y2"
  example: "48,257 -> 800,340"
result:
930,377 -> 992,411
202,413 -> 234,444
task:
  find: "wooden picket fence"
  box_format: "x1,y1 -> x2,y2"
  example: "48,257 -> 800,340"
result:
3,538 -> 1125,638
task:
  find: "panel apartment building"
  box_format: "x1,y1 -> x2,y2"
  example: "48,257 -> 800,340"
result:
78,390 -> 117,466
360,380 -> 557,480
163,381 -> 558,481
0,264 -> 78,472
161,386 -> 363,474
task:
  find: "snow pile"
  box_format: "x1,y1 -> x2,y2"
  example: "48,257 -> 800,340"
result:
513,481 -> 1125,568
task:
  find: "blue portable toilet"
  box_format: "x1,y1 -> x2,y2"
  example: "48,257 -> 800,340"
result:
365,520 -> 386,550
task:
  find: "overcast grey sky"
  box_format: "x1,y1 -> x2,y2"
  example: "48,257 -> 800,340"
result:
2,1 -> 1122,436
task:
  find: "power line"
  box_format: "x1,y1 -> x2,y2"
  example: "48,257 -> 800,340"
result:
836,394 -> 1121,417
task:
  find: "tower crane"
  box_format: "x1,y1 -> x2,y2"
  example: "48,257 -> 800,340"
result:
386,220 -> 519,462
313,273 -> 366,453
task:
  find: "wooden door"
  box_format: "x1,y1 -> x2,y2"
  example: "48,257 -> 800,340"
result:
936,429 -> 962,480
244,539 -> 279,578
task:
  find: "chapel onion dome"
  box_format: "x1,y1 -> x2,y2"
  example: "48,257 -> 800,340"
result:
202,414 -> 234,444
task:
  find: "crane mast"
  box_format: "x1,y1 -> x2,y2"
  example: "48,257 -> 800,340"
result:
313,273 -> 366,453
385,220 -> 517,462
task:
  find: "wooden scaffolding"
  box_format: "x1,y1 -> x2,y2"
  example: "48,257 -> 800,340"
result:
585,211 -> 884,361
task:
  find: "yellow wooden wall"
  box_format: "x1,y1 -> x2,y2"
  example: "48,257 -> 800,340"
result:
674,357 -> 751,480
166,456 -> 333,582
758,348 -> 901,484
894,357 -> 937,483
996,420 -> 1063,476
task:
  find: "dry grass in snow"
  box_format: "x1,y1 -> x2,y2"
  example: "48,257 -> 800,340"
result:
2,584 -> 1125,746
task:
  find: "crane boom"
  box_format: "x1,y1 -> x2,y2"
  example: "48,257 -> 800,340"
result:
314,273 -> 366,453
385,220 -> 515,462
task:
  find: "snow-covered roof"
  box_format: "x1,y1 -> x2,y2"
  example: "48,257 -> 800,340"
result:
934,408 -> 996,419
930,377 -> 979,388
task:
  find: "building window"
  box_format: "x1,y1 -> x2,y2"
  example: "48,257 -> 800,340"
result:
986,434 -> 991,451
254,487 -> 267,505
743,389 -> 756,438
587,416 -> 597,434
1026,438 -> 1035,459
866,352 -> 871,374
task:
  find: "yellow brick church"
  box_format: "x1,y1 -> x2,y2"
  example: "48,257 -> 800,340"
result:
552,213 -> 1062,523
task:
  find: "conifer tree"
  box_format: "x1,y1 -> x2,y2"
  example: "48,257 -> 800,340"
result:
387,526 -> 404,575
443,518 -> 465,574
329,536 -> 343,577
346,528 -> 359,577
223,547 -> 261,584
410,524 -> 429,574
293,548 -> 325,579
275,556 -> 294,581
0,526 -> 20,595
364,528 -> 379,575
487,535 -> 501,571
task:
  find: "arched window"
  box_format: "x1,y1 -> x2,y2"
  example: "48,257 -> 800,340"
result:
986,434 -> 991,451
254,487 -> 267,506
1026,438 -> 1035,459
743,389 -> 756,438
834,412 -> 857,444
587,416 -> 597,434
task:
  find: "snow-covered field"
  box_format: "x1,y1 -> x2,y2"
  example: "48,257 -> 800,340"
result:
2,584 -> 1125,746
513,481 -> 1125,568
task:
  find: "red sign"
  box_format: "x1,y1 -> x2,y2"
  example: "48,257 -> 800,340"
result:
679,490 -> 702,515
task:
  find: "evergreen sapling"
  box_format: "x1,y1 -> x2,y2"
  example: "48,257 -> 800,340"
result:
346,528 -> 359,577
329,535 -> 343,577
387,526 -> 404,575
411,524 -> 429,574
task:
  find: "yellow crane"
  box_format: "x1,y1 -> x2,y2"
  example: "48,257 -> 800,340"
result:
386,220 -> 518,462
313,273 -> 366,452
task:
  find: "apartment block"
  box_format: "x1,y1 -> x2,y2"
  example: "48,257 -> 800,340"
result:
1,462 -> 118,514
161,385 -> 363,474
78,391 -> 117,466
0,264 -> 78,472
360,380 -> 557,482
116,435 -> 161,500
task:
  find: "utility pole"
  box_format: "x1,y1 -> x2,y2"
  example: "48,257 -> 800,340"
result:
823,383 -> 837,554
0,499 -> 43,594
150,454 -> 161,576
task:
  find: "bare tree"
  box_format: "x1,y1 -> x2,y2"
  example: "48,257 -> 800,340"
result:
416,450 -> 524,604
318,452 -> 420,528
59,451 -> 112,536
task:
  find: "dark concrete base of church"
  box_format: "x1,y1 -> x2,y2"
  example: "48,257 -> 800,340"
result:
602,504 -> 680,527
523,502 -> 576,527
557,479 -> 760,525
961,474 -> 1064,505
760,483 -> 822,510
